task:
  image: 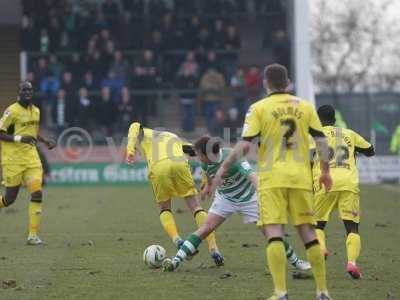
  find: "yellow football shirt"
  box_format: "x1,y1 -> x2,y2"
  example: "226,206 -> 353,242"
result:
312,126 -> 371,194
242,93 -> 324,190
127,125 -> 187,170
0,102 -> 41,165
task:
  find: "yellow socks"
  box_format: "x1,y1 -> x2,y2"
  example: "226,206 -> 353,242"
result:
28,202 -> 42,237
306,240 -> 328,294
267,239 -> 287,295
159,210 -> 180,242
316,229 -> 327,253
194,209 -> 218,251
0,196 -> 5,208
346,233 -> 361,264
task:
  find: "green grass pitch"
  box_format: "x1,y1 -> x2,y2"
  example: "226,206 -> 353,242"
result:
0,185 -> 399,300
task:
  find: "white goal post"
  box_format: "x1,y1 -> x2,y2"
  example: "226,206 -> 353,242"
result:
293,0 -> 315,106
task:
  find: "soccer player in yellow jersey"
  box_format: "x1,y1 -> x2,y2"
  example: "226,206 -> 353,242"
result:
126,122 -> 223,266
0,81 -> 56,245
312,105 -> 375,279
211,64 -> 332,300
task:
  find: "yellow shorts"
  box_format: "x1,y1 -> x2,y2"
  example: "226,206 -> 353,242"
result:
148,159 -> 197,203
2,164 -> 43,192
257,188 -> 315,226
314,191 -> 360,223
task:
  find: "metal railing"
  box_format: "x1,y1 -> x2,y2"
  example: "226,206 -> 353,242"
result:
33,88 -> 400,154
34,86 -> 261,127
317,92 -> 400,155
26,48 -> 243,60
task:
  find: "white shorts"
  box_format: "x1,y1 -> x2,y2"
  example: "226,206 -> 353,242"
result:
208,192 -> 259,224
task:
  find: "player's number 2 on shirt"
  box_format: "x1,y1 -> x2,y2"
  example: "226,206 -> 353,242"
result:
328,145 -> 350,168
280,118 -> 297,149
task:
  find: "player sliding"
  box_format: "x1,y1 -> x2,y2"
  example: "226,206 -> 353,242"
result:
208,64 -> 332,300
312,105 -> 375,279
163,136 -> 311,272
0,81 -> 56,245
125,122 -> 223,266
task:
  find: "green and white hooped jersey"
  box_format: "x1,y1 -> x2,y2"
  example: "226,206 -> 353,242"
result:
201,148 -> 255,203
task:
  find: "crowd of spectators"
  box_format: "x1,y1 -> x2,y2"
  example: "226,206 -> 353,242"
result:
22,0 -> 289,138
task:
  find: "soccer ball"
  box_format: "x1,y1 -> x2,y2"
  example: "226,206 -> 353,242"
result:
143,245 -> 166,268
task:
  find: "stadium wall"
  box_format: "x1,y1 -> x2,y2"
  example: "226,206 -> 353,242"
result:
47,157 -> 400,186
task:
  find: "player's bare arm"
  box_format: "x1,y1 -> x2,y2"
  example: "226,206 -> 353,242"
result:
314,136 -> 332,191
210,140 -> 252,194
37,134 -> 56,149
0,130 -> 37,145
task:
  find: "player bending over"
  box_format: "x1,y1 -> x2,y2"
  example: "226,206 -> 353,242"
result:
312,105 -> 375,279
0,81 -> 56,245
163,136 -> 311,272
126,122 -> 223,266
209,64 -> 332,300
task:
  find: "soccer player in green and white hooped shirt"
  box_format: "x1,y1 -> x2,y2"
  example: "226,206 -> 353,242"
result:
163,136 -> 311,271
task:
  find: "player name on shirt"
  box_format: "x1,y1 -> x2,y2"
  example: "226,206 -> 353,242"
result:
312,126 -> 372,194
271,104 -> 304,120
242,93 -> 325,190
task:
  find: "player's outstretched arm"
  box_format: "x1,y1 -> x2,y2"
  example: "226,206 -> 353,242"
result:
37,134 -> 56,149
354,132 -> 375,157
0,130 -> 37,145
314,136 -> 332,192
210,140 -> 252,194
0,107 -> 36,145
355,145 -> 375,157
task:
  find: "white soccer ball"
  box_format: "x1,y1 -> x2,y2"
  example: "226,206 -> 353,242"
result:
143,245 -> 166,268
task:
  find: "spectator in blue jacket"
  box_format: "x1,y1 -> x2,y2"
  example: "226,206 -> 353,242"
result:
40,71 -> 60,102
101,70 -> 125,102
